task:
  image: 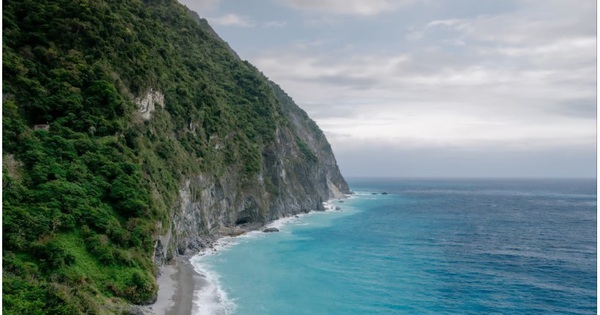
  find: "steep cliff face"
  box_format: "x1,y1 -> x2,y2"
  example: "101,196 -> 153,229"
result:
151,8 -> 350,260
169,124 -> 348,251
3,0 -> 348,312
164,78 -> 350,260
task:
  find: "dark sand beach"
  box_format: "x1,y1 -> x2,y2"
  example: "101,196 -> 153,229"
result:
147,258 -> 201,315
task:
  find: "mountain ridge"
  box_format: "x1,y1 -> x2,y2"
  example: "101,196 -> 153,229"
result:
3,0 -> 349,313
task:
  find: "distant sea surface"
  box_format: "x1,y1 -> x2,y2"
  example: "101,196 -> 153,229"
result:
191,178 -> 597,314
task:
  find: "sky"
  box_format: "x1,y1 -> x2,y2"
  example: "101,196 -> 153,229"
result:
178,0 -> 596,178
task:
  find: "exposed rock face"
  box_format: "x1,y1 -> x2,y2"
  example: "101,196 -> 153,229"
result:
152,23 -> 351,261
158,95 -> 351,258
135,88 -> 165,120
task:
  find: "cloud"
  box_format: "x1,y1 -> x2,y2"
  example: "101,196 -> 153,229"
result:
210,13 -> 255,27
550,99 -> 598,119
263,20 -> 287,28
320,113 -> 595,150
255,52 -> 410,86
276,0 -> 411,16
250,12 -> 595,150
254,40 -> 594,106
420,0 -> 595,46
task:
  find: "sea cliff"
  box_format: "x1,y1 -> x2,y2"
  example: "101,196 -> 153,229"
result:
2,0 -> 348,313
153,9 -> 349,263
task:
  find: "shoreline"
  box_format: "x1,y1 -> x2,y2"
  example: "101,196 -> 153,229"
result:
141,257 -> 200,315
148,196 -> 351,315
165,258 -> 200,315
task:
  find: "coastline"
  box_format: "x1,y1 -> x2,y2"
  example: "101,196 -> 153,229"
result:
148,196 -> 350,315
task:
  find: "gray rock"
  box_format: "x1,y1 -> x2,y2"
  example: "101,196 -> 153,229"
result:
263,227 -> 279,233
127,306 -> 146,315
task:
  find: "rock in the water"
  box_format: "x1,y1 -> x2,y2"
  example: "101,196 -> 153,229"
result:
371,192 -> 377,195
263,227 -> 279,233
335,206 -> 341,210
382,192 -> 388,195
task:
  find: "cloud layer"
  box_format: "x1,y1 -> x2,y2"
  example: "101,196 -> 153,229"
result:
250,0 -> 595,153
276,0 -> 409,16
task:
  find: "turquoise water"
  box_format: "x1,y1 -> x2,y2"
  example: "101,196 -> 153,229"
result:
191,178 -> 597,314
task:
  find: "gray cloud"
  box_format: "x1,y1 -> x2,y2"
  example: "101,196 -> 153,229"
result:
421,0 -> 595,46
551,99 -> 597,119
301,74 -> 380,90
249,0 -> 595,157
275,0 -> 411,16
263,20 -> 287,28
210,13 -> 255,27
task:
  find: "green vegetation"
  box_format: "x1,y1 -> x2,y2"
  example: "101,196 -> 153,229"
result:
2,0 -> 304,313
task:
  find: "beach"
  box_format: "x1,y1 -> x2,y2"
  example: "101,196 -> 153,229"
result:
147,257 -> 203,315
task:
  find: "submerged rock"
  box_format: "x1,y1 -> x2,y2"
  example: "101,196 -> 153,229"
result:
263,227 -> 280,233
382,192 -> 388,195
335,206 -> 341,210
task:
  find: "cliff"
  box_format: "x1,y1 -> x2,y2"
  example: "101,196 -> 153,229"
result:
2,0 -> 349,313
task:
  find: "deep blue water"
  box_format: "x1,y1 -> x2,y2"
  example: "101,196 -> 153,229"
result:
192,178 -> 597,314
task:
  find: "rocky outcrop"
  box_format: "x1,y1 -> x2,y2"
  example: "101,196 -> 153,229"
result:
135,89 -> 165,120
155,100 -> 350,259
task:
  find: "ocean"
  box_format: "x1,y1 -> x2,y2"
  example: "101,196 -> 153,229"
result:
190,178 -> 597,314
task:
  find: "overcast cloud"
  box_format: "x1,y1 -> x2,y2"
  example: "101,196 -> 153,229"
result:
179,0 -> 596,178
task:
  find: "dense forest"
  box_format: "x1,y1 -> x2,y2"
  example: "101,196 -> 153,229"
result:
2,0 -> 315,313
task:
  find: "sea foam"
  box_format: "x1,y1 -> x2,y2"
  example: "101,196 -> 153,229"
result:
190,258 -> 235,315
